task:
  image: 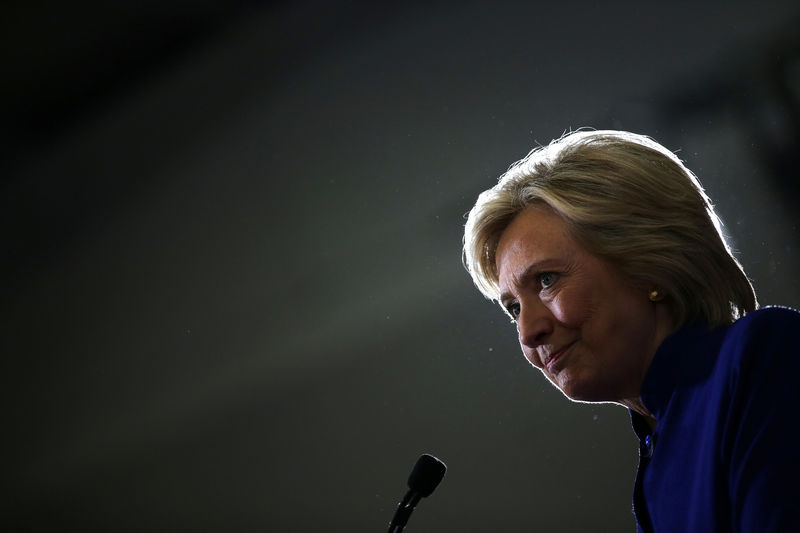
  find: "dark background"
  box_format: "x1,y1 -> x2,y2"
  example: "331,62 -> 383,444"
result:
4,2 -> 800,531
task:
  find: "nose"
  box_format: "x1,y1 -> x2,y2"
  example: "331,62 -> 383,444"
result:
517,300 -> 553,359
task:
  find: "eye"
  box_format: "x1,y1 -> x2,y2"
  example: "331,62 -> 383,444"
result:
505,301 -> 521,320
538,272 -> 558,289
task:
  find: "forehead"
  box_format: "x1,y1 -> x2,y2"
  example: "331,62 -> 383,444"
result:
496,206 -> 573,262
495,206 -> 576,286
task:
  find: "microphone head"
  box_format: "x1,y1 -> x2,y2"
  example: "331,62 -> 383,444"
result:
407,453 -> 447,497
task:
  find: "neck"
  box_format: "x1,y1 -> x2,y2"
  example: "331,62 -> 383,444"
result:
621,397 -> 657,431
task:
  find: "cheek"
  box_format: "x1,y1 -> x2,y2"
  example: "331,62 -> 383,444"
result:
522,350 -> 537,367
518,342 -> 544,370
548,292 -> 591,328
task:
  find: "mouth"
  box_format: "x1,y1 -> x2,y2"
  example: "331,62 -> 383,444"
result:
544,342 -> 574,372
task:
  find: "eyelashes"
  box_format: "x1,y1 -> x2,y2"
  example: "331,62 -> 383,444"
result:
538,272 -> 558,288
503,271 -> 559,320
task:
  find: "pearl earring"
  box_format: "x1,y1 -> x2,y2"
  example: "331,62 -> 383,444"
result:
648,289 -> 663,302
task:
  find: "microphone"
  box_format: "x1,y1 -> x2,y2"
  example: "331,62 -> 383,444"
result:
387,453 -> 447,532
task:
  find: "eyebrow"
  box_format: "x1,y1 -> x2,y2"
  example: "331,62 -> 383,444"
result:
499,260 -> 555,303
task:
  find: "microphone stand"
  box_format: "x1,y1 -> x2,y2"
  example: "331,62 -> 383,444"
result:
387,490 -> 422,533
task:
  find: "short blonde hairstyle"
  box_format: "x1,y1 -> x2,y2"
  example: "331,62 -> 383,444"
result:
463,129 -> 757,328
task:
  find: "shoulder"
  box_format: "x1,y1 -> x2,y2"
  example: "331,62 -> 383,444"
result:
723,305 -> 799,352
733,305 -> 800,328
717,305 -> 800,388
720,306 -> 800,531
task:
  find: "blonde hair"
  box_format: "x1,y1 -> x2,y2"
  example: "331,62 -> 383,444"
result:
463,129 -> 757,328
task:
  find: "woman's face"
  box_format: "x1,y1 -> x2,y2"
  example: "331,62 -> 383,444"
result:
495,205 -> 672,404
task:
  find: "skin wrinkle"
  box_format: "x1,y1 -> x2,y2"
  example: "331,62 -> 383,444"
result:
495,205 -> 673,427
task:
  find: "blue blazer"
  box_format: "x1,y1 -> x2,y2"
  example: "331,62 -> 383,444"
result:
631,306 -> 800,532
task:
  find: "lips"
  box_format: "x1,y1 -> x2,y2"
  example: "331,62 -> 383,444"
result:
543,342 -> 574,371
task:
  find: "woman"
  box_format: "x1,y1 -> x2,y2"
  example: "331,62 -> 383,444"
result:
462,130 -> 800,532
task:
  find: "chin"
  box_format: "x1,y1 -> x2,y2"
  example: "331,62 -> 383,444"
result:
553,371 -> 629,404
556,381 -> 612,403
561,390 -> 599,403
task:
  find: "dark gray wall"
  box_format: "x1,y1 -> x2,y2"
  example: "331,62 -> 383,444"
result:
5,2 -> 800,531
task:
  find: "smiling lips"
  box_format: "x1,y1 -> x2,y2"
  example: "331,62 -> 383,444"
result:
543,342 -> 574,371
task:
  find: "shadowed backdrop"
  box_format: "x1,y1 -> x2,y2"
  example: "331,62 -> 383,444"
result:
4,2 -> 800,531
